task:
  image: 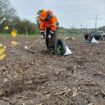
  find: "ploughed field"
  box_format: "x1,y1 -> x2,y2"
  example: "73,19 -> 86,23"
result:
0,35 -> 105,105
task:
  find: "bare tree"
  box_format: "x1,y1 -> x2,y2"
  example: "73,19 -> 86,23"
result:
0,0 -> 16,24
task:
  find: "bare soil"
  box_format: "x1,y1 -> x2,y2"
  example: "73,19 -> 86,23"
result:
0,35 -> 105,105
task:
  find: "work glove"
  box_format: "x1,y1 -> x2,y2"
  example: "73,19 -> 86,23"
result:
40,30 -> 45,39
48,34 -> 51,38
48,30 -> 55,38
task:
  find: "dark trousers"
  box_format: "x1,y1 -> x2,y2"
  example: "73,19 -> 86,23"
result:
46,28 -> 57,51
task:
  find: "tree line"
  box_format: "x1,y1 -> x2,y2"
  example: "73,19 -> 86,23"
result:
1,0 -> 104,36
0,0 -> 39,35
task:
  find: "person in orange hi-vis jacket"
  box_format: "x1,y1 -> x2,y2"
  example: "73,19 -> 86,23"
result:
40,10 -> 59,51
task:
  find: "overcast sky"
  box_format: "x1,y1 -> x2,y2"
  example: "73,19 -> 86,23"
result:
9,0 -> 105,28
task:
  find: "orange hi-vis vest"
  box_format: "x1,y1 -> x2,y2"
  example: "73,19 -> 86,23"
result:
40,15 -> 58,32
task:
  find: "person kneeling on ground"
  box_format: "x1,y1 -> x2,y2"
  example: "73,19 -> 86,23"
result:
84,32 -> 103,42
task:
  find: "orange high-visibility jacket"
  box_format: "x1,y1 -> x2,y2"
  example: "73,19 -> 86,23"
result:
40,13 -> 58,32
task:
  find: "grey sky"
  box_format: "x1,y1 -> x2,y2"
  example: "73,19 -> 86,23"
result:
9,0 -> 105,28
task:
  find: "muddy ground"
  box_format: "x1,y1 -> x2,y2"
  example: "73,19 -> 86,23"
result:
0,35 -> 105,105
